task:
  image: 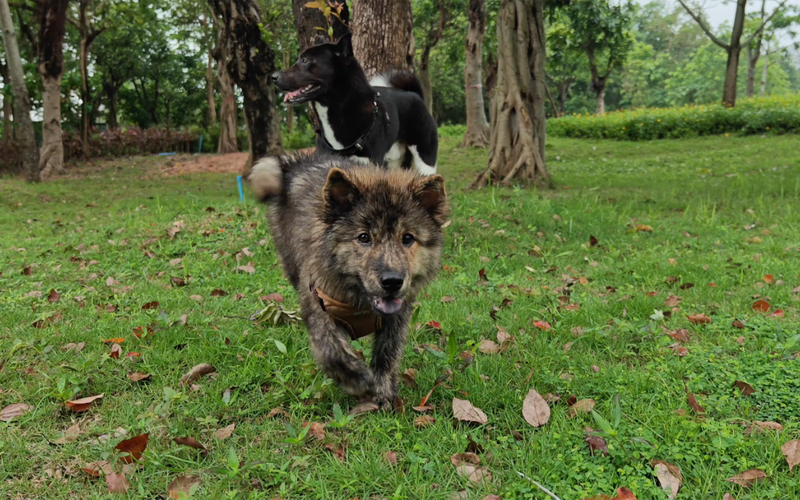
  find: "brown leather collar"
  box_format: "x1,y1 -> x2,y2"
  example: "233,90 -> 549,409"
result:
312,286 -> 382,340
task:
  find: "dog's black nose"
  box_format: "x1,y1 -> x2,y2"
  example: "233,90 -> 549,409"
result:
380,273 -> 404,293
271,72 -> 280,84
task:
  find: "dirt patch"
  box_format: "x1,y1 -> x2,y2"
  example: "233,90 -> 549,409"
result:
163,153 -> 249,176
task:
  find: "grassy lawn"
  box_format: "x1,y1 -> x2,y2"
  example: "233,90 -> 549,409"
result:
1,133 -> 799,500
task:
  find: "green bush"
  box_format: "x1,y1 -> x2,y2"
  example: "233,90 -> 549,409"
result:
548,95 -> 800,140
438,124 -> 467,138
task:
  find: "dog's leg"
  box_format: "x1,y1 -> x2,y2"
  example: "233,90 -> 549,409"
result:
370,304 -> 412,408
300,291 -> 376,399
408,145 -> 437,175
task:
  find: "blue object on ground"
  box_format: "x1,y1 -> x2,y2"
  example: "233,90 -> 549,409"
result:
158,152 -> 176,156
198,134 -> 203,153
237,175 -> 245,203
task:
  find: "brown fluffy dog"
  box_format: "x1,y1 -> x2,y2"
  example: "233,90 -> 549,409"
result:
249,153 -> 448,407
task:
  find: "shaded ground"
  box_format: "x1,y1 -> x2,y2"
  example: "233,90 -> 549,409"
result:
163,152 -> 249,176
1,134 -> 799,499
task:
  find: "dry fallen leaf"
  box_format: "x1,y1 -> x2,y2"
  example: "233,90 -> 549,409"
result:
733,380 -> 756,396
170,276 -> 187,287
414,415 -> 436,428
47,289 -> 61,303
455,464 -> 492,483
304,422 -> 327,441
522,388 -> 550,427
115,433 -> 149,463
752,300 -> 770,313
168,475 -> 202,499
450,452 -> 481,467
1,403 -> 32,422
81,460 -> 112,477
215,423 -> 235,440
441,295 -> 455,303
478,339 -> 500,354
635,224 -> 653,233
722,495 -> 734,500
452,398 -> 488,425
237,264 -> 256,274
350,401 -> 380,415
401,368 -> 417,388
686,313 -> 711,324
109,343 -> 123,359
173,436 -> 207,453
612,488 -> 638,500
66,393 -> 104,412
106,472 -> 130,494
732,319 -> 745,329
383,451 -> 398,466
569,399 -> 595,417
141,300 -> 159,310
726,469 -> 766,487
532,320 -> 551,330
61,341 -> 86,352
686,390 -> 705,415
652,460 -> 682,500
664,295 -> 681,307
782,439 -> 800,471
54,422 -> 81,445
180,363 -> 216,386
211,289 -> 228,297
744,421 -> 783,435
584,433 -> 609,456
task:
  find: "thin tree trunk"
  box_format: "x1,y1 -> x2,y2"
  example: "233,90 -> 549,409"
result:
745,0 -> 766,98
760,45 -> 769,96
0,0 -> 40,181
38,0 -> 68,177
595,85 -> 605,116
722,47 -> 741,106
419,45 -> 433,113
217,51 -> 238,153
79,25 -> 90,153
208,0 -> 283,176
473,0 -> 551,188
206,48 -> 217,128
1,57 -> 13,145
267,85 -> 283,155
351,0 -> 414,76
460,0 -> 490,148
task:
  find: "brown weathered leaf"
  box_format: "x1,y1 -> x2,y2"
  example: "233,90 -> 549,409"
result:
81,460 -> 112,477
237,264 -> 256,274
260,293 -> 284,303
304,422 -> 326,441
752,300 -> 770,313
455,463 -> 492,483
180,363 -> 216,386
1,403 -> 32,422
726,469 -> 766,487
732,319 -> 745,329
479,339 -> 500,354
414,415 -> 436,428
782,439 -> 800,471
61,341 -> 86,352
350,401 -> 380,415
106,277 -> 120,287
168,475 -> 202,498
522,388 -> 550,427
215,423 -> 235,440
210,289 -> 228,297
383,451 -> 398,466
32,311 -> 62,328
652,460 -> 682,499
322,442 -> 346,462
450,452 -> 481,467
668,343 -> 689,357
664,295 -> 681,307
722,494 -> 734,500
66,393 -> 104,412
589,235 -> 599,247
452,398 -> 488,425
584,433 -> 609,456
106,472 -> 130,494
635,224 -> 653,232
686,390 -> 705,414
115,433 -> 149,463
173,436 -> 207,453
744,421 -> 783,435
109,343 -> 122,359
47,289 -> 61,303
141,300 -> 159,310
267,407 -> 289,419
613,487 -> 638,500
441,295 -> 455,303
569,399 -> 595,417
401,368 -> 417,388
54,422 -> 81,444
686,313 -> 711,324
733,381 -> 756,396
170,276 -> 187,287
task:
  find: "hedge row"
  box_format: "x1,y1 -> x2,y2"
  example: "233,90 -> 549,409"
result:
547,95 -> 800,141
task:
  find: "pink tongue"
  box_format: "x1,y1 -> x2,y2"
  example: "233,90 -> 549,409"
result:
284,90 -> 301,102
374,297 -> 403,314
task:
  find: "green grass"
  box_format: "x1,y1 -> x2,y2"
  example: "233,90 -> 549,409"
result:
548,95 -> 800,140
1,134 -> 799,499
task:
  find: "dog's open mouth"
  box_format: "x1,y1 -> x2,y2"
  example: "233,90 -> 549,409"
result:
372,296 -> 403,315
283,84 -> 320,104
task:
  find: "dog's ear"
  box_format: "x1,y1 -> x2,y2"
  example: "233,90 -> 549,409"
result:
323,167 -> 360,216
336,32 -> 354,58
414,174 -> 449,226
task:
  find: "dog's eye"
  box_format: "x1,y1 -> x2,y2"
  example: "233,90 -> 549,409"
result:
402,233 -> 415,246
357,232 -> 371,244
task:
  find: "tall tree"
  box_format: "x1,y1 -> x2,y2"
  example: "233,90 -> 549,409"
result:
678,0 -> 789,107
473,0 -> 551,188
0,0 -> 40,181
212,11 -> 237,153
744,0 -> 767,97
38,0 -> 68,177
564,0 -> 633,116
351,0 -> 414,76
0,53 -> 12,145
208,0 -> 282,174
459,0 -> 489,147
416,0 -> 449,113
69,0 -> 106,154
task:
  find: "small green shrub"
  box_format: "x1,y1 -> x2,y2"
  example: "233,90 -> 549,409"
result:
548,95 -> 800,140
438,124 -> 467,138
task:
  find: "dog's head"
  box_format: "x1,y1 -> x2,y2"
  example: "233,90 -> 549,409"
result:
321,167 -> 449,316
271,33 -> 357,105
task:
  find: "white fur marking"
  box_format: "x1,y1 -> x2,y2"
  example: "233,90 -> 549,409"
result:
349,156 -> 371,165
249,157 -> 282,198
385,142 -> 406,170
313,103 -> 346,150
408,145 -> 437,175
369,75 -> 390,88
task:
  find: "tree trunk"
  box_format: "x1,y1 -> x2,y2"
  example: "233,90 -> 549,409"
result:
722,47 -> 740,107
79,32 -> 90,154
1,56 -> 13,145
595,84 -> 605,116
38,0 -> 68,177
206,48 -> 217,128
418,45 -> 433,113
267,85 -> 283,155
292,0 -> 350,51
760,45 -> 769,95
105,82 -> 118,130
473,0 -> 551,188
745,0 -> 766,98
351,0 -> 414,76
208,0 -> 283,176
217,50 -> 238,153
0,0 -> 39,181
460,0 -> 490,148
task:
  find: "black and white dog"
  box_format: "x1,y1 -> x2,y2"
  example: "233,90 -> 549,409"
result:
271,33 -> 438,175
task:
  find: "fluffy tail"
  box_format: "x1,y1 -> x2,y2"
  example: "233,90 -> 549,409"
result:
369,70 -> 425,101
248,157 -> 283,202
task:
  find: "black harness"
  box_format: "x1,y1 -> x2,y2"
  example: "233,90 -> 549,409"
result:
317,93 -> 380,159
